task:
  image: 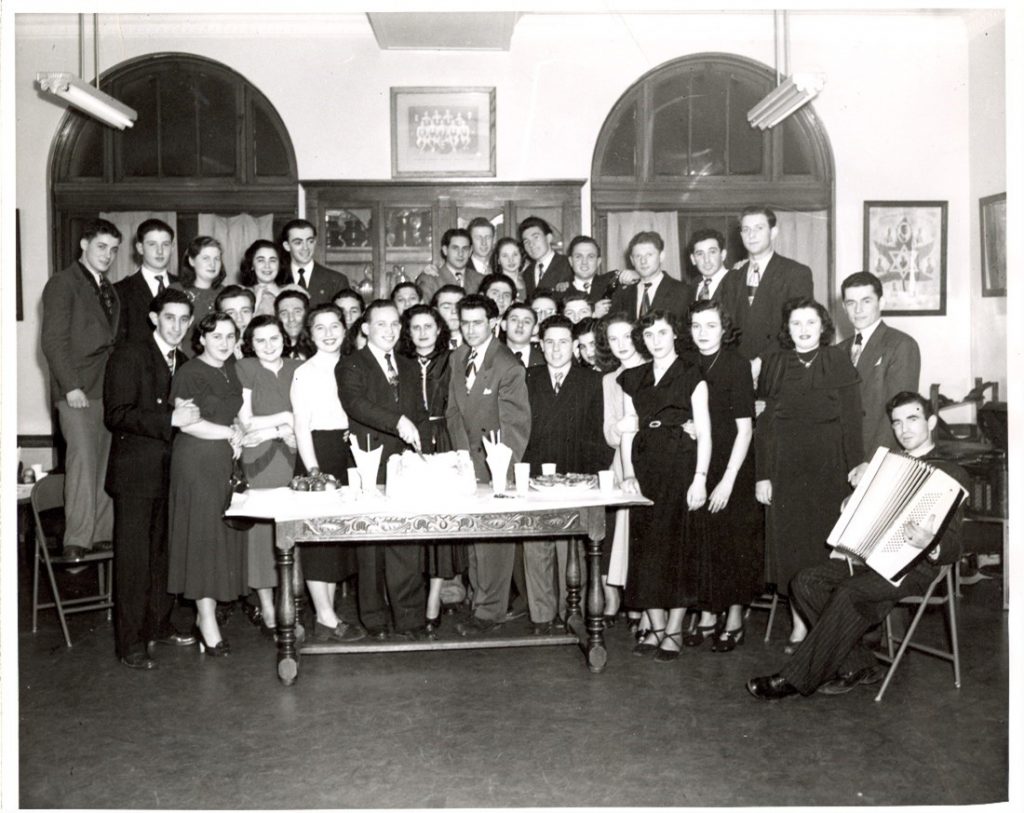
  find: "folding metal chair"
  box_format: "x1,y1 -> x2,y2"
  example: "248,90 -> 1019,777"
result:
31,474 -> 114,647
746,589 -> 783,643
873,564 -> 960,702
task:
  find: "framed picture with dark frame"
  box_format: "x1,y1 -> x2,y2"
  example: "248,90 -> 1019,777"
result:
863,200 -> 948,316
390,87 -> 496,178
980,192 -> 1006,297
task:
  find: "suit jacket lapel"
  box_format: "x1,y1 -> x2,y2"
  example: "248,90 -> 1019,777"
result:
856,322 -> 888,372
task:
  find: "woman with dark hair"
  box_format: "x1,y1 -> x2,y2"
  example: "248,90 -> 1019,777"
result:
167,312 -> 246,656
619,309 -> 711,662
175,236 -> 225,356
684,300 -> 763,652
397,303 -> 459,631
239,240 -> 288,317
275,288 -> 314,360
755,296 -> 864,652
491,236 -> 527,300
332,288 -> 366,329
288,304 -> 364,643
235,315 -> 301,637
391,281 -> 423,315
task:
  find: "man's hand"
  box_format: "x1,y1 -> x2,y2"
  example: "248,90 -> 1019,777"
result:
621,476 -> 640,495
279,424 -> 297,450
755,479 -> 773,505
171,399 -> 200,427
66,389 -> 89,409
419,263 -> 440,278
848,462 -> 869,488
754,399 -> 766,418
904,513 -> 938,551
681,419 -> 696,440
593,298 -> 612,318
617,269 -> 640,285
396,416 -> 421,450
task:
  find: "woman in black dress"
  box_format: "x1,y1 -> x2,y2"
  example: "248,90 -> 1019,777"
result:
167,313 -> 246,656
755,297 -> 864,649
620,310 -> 712,662
397,304 -> 462,631
684,300 -> 763,652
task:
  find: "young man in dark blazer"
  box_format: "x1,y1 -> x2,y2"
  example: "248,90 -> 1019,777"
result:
502,304 -> 545,368
337,300 -> 429,639
103,288 -> 199,669
553,236 -> 618,318
521,315 -> 612,632
280,218 -> 352,307
41,218 -> 123,561
718,206 -> 814,374
747,392 -> 969,700
446,295 -> 531,635
520,216 -> 573,298
839,271 -> 921,456
609,231 -> 693,321
416,228 -> 483,302
115,218 -> 178,345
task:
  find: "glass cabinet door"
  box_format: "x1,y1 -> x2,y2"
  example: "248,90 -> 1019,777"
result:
384,206 -> 433,294
323,207 -> 374,298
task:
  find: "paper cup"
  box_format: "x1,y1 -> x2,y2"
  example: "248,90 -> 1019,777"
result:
514,463 -> 531,495
598,469 -> 615,493
541,463 -> 556,476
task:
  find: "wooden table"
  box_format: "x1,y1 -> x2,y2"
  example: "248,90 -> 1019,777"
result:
227,486 -> 650,685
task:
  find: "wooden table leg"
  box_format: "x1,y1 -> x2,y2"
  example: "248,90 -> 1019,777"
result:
565,533 -> 582,627
275,523 -> 299,685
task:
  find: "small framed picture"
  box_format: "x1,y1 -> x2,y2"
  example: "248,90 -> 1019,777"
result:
980,192 -> 1006,297
391,87 -> 496,178
863,201 -> 948,316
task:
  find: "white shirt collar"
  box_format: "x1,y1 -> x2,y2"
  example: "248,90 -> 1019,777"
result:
548,361 -> 571,388
749,250 -> 774,270
471,256 -> 490,275
141,266 -> 170,295
573,276 -> 596,292
855,318 -> 883,346
151,332 -> 176,361
80,262 -> 103,287
366,342 -> 398,378
637,271 -> 665,314
507,342 -> 531,362
535,249 -> 556,272
292,262 -> 313,280
695,267 -> 729,298
467,335 -> 492,360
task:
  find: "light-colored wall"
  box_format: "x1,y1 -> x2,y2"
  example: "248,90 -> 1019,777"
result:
15,11 -> 997,434
967,12 -> 1007,403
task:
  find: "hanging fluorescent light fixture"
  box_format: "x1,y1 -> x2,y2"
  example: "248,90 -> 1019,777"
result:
746,72 -> 825,130
36,71 -> 137,130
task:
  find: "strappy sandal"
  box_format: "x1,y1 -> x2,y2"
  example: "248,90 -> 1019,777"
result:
654,630 -> 684,662
632,627 -> 665,656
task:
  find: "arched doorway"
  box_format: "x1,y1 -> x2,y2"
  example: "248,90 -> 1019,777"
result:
591,53 -> 834,305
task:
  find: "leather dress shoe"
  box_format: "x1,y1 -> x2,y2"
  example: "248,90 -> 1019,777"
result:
364,626 -> 389,641
392,626 -> 432,642
746,674 -> 799,701
150,630 -> 197,648
61,545 -> 88,561
425,615 -> 442,634
120,651 -> 157,670
818,664 -> 887,695
456,616 -> 501,637
92,540 -> 113,553
313,620 -> 366,643
504,607 -> 528,622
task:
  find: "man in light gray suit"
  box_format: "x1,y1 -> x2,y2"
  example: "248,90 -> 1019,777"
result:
416,228 -> 483,302
445,294 -> 531,635
839,271 -> 921,457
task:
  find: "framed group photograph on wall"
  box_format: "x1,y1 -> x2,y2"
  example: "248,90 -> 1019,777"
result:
863,200 -> 948,316
391,87 -> 496,178
980,192 -> 1006,297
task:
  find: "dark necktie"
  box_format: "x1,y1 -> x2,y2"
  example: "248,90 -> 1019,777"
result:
583,280 -> 592,294
156,274 -> 166,294
698,279 -> 711,301
98,275 -> 116,325
297,268 -> 308,290
418,356 -> 430,410
465,349 -> 478,392
454,271 -> 463,287
166,349 -> 175,374
746,262 -> 760,305
385,352 -> 399,400
553,370 -> 564,394
639,282 -> 653,318
535,261 -> 545,287
851,332 -> 864,367
449,337 -> 460,350
514,350 -> 524,366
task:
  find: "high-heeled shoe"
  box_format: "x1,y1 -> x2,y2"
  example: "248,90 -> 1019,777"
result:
632,627 -> 665,656
259,620 -> 278,641
713,623 -> 745,652
783,636 -> 804,656
197,629 -> 230,657
654,630 -> 684,663
425,614 -> 441,634
683,616 -> 721,648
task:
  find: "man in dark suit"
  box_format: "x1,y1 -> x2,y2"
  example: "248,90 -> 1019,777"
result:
115,218 -> 178,344
280,218 -> 352,307
718,206 -> 814,374
337,300 -> 429,639
41,218 -> 123,560
104,288 -> 200,669
520,216 -> 573,298
480,272 -> 516,320
839,271 -> 921,456
416,228 -> 482,302
446,295 -> 531,635
502,304 -> 544,368
609,231 -> 693,321
522,315 -> 612,632
689,228 -> 734,307
553,236 -> 618,318
747,392 -> 970,700
467,216 -> 496,278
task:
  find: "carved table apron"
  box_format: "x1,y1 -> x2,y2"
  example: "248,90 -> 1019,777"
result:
226,487 -> 650,685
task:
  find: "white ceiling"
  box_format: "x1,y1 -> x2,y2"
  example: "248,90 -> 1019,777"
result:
366,12 -> 522,51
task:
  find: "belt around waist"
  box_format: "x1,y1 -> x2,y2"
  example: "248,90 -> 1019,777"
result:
642,420 -> 687,430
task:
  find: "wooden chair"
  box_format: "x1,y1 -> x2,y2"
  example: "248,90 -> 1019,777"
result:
31,474 -> 114,647
873,564 -> 960,702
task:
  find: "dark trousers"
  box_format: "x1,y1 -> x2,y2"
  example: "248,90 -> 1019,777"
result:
112,494 -> 175,658
780,559 -> 934,695
356,544 -> 426,632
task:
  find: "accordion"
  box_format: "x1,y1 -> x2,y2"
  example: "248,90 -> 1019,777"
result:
827,448 -> 968,584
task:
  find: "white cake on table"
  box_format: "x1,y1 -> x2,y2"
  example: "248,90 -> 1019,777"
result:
386,450 -> 478,501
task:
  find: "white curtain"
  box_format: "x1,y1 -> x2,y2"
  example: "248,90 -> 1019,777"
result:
606,211 -> 683,280
198,213 -> 275,286
774,209 -> 829,307
98,211 -> 179,284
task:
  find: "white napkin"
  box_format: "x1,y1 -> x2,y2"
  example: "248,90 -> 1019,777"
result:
482,436 -> 513,493
348,436 -> 383,495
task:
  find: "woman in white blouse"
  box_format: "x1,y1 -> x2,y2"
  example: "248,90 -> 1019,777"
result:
289,304 -> 365,643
